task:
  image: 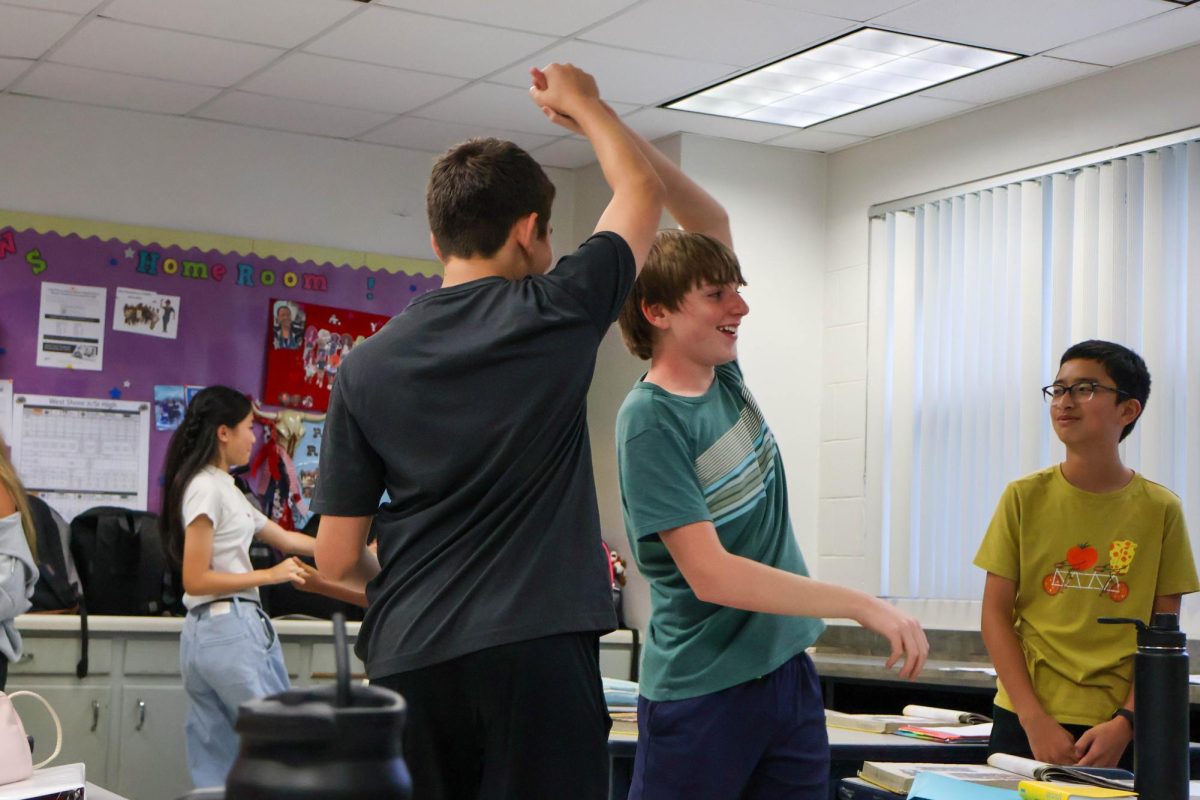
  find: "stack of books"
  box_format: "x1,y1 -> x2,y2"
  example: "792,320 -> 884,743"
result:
826,704 -> 992,737
850,753 -> 1134,798
603,676 -> 638,739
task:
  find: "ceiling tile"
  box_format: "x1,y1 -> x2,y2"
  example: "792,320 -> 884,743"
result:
304,6 -> 555,79
813,93 -> 972,136
1048,6 -> 1200,67
193,91 -> 396,139
99,0 -> 361,49
763,127 -> 869,151
0,56 -> 31,89
622,107 -> 792,143
0,5 -> 79,59
921,55 -> 1104,104
580,0 -> 854,67
416,82 -> 571,135
529,137 -> 601,168
241,53 -> 466,114
360,115 -> 559,153
872,0 -> 1169,55
490,41 -> 738,106
1,0 -> 102,13
745,0 -> 920,21
13,62 -> 221,113
50,18 -> 283,86
374,0 -> 641,37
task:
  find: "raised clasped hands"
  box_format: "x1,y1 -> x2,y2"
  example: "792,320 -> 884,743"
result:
529,63 -> 599,134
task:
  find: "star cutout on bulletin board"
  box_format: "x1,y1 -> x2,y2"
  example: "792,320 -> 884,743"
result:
125,247 -> 135,258
109,387 -> 122,399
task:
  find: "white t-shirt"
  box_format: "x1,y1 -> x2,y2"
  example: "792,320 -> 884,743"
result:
181,465 -> 269,609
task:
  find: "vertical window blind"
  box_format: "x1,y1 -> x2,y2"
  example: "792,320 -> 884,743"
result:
867,140 -> 1200,600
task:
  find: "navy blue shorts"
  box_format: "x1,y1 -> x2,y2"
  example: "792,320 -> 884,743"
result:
631,651 -> 830,800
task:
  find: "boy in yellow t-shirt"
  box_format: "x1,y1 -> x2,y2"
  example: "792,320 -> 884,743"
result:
974,339 -> 1198,768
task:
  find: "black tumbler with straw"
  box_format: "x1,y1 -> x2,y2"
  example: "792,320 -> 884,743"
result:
225,612 -> 412,799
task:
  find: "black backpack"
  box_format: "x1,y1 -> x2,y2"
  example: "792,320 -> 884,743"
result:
69,506 -> 185,617
27,495 -> 82,613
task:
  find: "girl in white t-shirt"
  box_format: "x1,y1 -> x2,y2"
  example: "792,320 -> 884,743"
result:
159,386 -> 316,789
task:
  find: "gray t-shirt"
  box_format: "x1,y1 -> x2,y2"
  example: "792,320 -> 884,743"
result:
616,362 -> 825,701
311,233 -> 632,677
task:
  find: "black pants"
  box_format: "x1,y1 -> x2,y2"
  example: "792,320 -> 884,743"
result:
0,655 -> 7,692
988,705 -> 1134,770
373,632 -> 611,800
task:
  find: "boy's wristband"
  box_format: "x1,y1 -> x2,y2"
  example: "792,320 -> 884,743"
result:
1111,708 -> 1135,729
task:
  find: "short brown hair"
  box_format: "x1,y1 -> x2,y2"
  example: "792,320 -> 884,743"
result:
426,138 -> 556,260
619,229 -> 746,360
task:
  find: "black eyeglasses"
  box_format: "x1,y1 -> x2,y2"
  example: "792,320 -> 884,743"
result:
1041,381 -> 1130,403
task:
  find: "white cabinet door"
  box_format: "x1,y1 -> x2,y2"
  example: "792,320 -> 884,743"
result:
113,683 -> 192,800
4,684 -> 111,784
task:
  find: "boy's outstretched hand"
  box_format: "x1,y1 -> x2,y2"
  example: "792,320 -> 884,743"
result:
858,597 -> 929,680
529,63 -> 599,127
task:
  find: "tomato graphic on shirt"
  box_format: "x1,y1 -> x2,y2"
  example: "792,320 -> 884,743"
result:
1064,543 -> 1099,571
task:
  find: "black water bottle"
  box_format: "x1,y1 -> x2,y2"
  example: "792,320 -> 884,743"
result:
225,614 -> 412,800
1099,613 -> 1190,800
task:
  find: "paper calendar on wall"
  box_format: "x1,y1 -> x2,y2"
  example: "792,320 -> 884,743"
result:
11,393 -> 151,521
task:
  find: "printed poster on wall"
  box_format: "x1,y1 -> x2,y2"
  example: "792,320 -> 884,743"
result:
114,286 -> 180,339
263,298 -> 390,412
36,282 -> 106,370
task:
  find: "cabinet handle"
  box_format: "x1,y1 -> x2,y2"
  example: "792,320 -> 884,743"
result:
91,700 -> 99,732
135,699 -> 146,731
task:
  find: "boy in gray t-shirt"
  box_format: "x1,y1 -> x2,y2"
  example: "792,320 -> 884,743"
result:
311,64 -> 664,800
614,129 -> 930,799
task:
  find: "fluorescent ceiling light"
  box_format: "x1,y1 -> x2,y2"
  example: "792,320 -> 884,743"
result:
664,28 -> 1020,128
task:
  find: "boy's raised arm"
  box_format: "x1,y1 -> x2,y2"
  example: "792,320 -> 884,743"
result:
538,96 -> 732,249
617,111 -> 732,249
530,65 -> 663,273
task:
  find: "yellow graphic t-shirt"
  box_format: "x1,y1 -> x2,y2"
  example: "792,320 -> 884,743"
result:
974,465 -> 1199,726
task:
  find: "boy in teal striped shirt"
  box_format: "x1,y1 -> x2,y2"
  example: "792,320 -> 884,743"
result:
615,147 -> 929,799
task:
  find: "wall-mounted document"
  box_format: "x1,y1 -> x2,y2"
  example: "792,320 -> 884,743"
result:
12,393 -> 150,521
37,282 -> 106,371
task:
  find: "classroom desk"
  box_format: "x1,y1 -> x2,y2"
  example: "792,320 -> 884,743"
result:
607,726 -> 988,800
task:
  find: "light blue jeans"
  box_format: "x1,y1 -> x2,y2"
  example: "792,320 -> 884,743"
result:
180,598 -> 289,789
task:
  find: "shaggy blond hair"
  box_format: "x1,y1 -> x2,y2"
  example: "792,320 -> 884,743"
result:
0,432 -> 37,560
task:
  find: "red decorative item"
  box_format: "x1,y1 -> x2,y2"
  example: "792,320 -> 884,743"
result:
263,298 -> 390,411
1065,543 -> 1099,572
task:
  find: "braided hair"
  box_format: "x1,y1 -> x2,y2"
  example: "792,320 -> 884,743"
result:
159,386 -> 251,570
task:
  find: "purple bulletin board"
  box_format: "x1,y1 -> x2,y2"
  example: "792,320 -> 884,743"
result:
0,215 -> 441,512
